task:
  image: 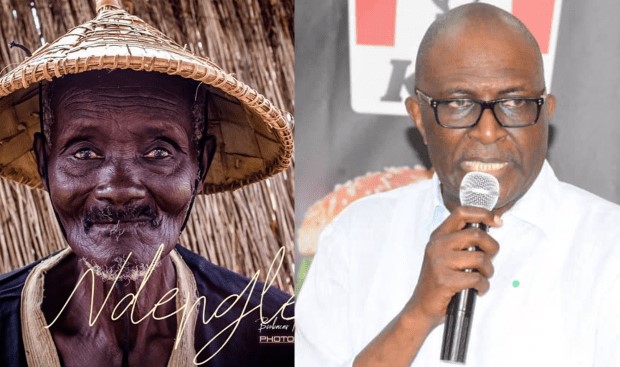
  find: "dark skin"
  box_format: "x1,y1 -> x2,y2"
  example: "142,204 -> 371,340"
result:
34,71 -> 215,366
354,5 -> 556,366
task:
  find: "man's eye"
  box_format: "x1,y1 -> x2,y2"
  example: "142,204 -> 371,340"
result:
501,99 -> 527,108
447,99 -> 474,109
144,148 -> 172,159
73,148 -> 102,160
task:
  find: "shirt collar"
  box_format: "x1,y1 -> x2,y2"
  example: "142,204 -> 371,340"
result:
21,248 -> 198,366
429,172 -> 450,231
428,160 -> 559,237
502,160 -> 559,237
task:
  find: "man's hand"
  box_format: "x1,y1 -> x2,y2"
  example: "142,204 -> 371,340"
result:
354,206 -> 501,367
406,206 -> 501,327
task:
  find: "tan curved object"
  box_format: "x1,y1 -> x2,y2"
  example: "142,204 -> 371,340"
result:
298,166 -> 433,256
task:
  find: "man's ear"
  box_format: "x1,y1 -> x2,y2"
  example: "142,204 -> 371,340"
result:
199,134 -> 217,182
545,94 -> 556,120
405,96 -> 428,145
33,132 -> 49,191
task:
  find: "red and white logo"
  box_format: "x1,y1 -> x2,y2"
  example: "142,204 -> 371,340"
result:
348,0 -> 563,115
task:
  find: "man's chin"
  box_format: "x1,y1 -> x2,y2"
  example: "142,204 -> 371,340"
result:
80,256 -> 160,283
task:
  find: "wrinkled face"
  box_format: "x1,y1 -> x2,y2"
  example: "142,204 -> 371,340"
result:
407,24 -> 555,214
39,71 -> 201,274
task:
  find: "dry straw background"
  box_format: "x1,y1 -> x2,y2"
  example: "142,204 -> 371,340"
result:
0,0 -> 294,293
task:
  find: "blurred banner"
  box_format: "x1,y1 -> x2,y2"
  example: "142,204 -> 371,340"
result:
296,0 -> 620,263
349,0 -> 561,115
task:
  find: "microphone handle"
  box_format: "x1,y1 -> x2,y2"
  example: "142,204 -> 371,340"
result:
440,222 -> 488,364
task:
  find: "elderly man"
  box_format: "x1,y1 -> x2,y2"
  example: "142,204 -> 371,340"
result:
297,3 -> 620,367
0,1 -> 293,366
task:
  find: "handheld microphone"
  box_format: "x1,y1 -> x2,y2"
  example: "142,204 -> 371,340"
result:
440,172 -> 499,364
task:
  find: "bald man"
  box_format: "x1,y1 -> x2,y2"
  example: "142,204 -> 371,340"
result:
296,4 -> 620,367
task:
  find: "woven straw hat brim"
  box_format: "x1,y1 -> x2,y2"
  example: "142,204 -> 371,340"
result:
0,8 -> 293,194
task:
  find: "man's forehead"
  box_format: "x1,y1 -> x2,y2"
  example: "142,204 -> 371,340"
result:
415,4 -> 544,89
54,86 -> 189,115
54,116 -> 189,137
51,70 -> 196,107
47,71 -> 198,146
420,31 -> 543,92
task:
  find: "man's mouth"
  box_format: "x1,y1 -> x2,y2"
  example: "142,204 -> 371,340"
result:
84,205 -> 160,232
461,160 -> 508,172
90,218 -> 152,225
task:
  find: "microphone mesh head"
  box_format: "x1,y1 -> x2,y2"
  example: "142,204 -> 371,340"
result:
459,172 -> 500,211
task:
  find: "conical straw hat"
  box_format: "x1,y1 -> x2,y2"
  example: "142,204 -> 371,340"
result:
0,0 -> 293,194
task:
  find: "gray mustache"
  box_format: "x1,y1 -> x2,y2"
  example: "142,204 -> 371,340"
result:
84,205 -> 160,231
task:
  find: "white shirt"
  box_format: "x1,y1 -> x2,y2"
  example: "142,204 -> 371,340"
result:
296,161 -> 620,367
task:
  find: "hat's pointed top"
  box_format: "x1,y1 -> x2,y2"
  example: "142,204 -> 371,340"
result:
96,0 -> 123,13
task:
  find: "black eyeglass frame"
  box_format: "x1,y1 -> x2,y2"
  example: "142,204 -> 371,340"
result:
415,89 -> 547,129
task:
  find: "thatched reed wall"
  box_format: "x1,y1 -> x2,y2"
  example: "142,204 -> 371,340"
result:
0,0 -> 294,293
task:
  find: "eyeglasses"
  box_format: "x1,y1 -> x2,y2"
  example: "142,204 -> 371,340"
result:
415,89 -> 546,129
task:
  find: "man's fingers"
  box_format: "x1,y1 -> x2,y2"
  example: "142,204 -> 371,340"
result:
449,271 -> 491,296
450,250 -> 494,278
428,228 -> 500,256
412,205 -> 501,320
460,228 -> 500,256
464,272 -> 491,295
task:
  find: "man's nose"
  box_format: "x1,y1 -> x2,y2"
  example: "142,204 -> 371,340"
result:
467,108 -> 508,144
94,161 -> 146,205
